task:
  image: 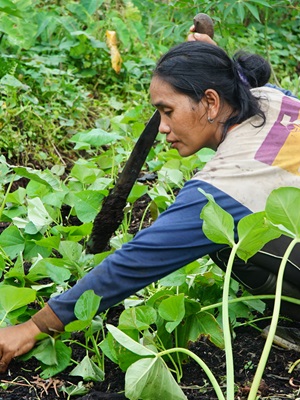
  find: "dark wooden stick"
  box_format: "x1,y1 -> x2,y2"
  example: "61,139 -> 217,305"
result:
86,111 -> 160,254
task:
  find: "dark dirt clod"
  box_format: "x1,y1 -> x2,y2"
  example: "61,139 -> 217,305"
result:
193,13 -> 214,39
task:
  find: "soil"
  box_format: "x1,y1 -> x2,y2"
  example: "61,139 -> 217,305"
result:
0,177 -> 300,399
1,319 -> 300,400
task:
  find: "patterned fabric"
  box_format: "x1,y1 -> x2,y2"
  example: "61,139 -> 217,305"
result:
194,87 -> 300,211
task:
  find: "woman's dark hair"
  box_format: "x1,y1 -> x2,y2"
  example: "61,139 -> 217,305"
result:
153,41 -> 271,138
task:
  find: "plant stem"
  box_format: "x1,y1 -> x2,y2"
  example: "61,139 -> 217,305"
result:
221,243 -> 238,400
200,294 -> 276,313
91,334 -> 104,370
248,237 -> 300,399
174,327 -> 183,381
0,311 -> 8,327
138,201 -> 152,231
200,294 -> 299,313
0,174 -> 15,220
288,358 -> 300,374
158,347 -> 225,400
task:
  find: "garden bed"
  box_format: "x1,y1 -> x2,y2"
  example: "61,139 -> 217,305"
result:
0,317 -> 300,399
0,182 -> 300,400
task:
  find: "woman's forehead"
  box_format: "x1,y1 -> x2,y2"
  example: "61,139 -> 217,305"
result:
150,79 -> 181,107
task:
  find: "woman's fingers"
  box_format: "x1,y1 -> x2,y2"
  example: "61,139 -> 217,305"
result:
0,320 -> 41,373
187,32 -> 217,45
188,24 -> 217,45
0,357 -> 10,373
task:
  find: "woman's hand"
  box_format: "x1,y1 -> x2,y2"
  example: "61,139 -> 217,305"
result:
187,24 -> 217,45
0,320 -> 41,373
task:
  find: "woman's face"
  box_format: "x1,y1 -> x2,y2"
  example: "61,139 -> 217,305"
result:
150,76 -> 222,156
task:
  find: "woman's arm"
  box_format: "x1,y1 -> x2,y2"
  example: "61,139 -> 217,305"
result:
0,180 -> 250,370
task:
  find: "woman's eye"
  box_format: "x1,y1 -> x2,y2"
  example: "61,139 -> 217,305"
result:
164,110 -> 172,116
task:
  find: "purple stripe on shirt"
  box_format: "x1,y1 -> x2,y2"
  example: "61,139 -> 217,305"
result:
255,96 -> 300,165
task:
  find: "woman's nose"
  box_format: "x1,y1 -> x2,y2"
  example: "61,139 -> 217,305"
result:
159,118 -> 171,134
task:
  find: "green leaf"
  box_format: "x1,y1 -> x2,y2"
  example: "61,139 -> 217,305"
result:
70,355 -> 104,381
99,333 -> 119,365
110,232 -> 133,250
236,2 -> 245,23
67,4 -> 91,25
199,189 -> 235,246
223,3 -> 235,19
0,286 -> 36,313
0,255 -> 5,279
106,324 -> 155,357
74,290 -> 101,321
71,128 -> 121,149
177,311 -> 224,350
265,187 -> 300,237
42,191 -> 66,209
146,289 -> 175,308
125,357 -> 187,400
30,336 -> 58,366
13,167 -> 61,190
88,177 -> 112,191
158,294 -> 185,333
159,268 -> 187,287
73,190 -> 104,223
70,163 -> 98,184
0,0 -> 22,18
6,187 -> 26,205
34,235 -> 61,250
111,17 -> 131,49
236,211 -> 281,261
158,167 -> 183,185
54,223 -> 93,242
244,2 -> 261,22
25,179 -> 51,200
81,0 -> 104,15
0,74 -> 28,89
40,340 -> 72,378
105,328 -> 148,371
0,14 -> 37,49
119,306 -> 157,331
26,258 -> 71,285
27,197 -> 53,232
23,237 -> 53,260
65,319 -> 91,332
250,0 -> 272,7
59,241 -> 83,263
3,255 -> 25,285
2,206 -> 27,222
0,225 -> 24,259
241,295 -> 266,314
60,381 -> 88,397
127,184 -> 149,204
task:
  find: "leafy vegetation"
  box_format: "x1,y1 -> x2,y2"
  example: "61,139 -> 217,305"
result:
0,0 -> 299,163
0,0 -> 299,398
106,187 -> 300,400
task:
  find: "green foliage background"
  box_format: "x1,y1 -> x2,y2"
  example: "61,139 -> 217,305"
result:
0,0 -> 299,164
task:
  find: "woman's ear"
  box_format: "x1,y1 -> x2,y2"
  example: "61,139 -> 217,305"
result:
204,89 -> 220,120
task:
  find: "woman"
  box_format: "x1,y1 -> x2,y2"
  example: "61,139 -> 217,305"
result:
0,41 -> 300,372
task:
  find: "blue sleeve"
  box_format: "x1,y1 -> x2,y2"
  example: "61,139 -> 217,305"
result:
265,83 -> 298,99
48,180 -> 251,325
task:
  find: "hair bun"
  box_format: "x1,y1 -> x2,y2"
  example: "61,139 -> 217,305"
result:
233,51 -> 271,88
